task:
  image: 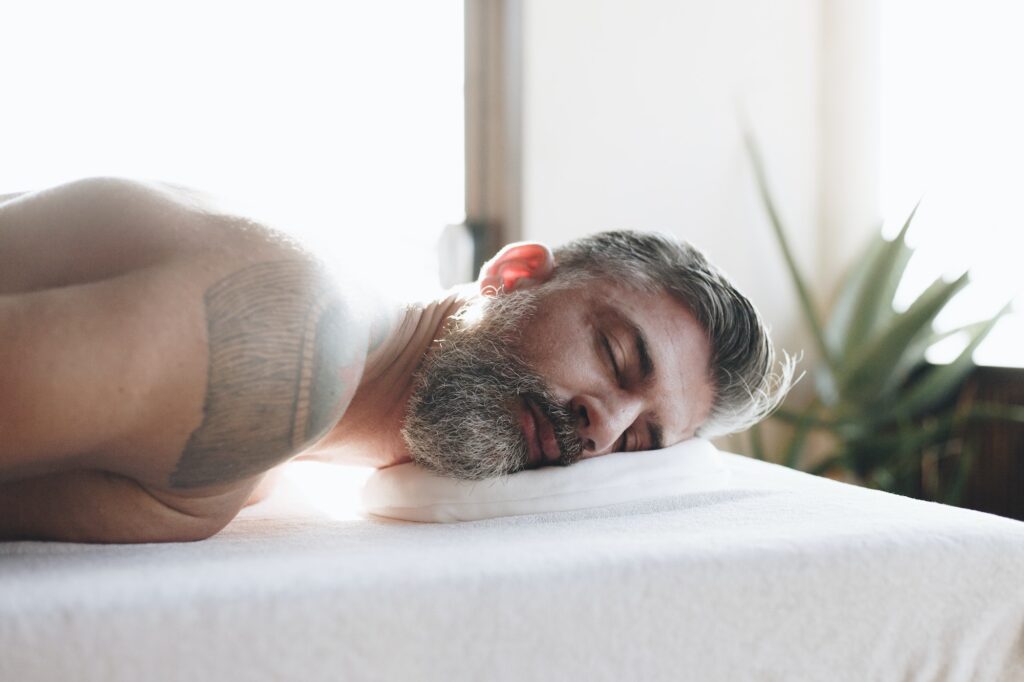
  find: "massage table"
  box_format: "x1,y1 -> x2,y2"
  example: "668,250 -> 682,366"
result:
2,449 -> 1023,681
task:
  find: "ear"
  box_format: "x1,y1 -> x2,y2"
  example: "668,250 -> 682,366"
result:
477,242 -> 555,296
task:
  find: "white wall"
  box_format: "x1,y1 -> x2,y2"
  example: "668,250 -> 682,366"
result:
819,1 -> 881,287
0,1 -> 466,302
520,0 -> 824,361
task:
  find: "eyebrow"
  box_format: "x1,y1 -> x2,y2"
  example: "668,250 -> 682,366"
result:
630,323 -> 664,449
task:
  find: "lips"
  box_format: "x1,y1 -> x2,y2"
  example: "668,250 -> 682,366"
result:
521,397 -> 561,466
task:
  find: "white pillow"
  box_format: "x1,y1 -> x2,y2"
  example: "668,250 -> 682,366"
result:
361,438 -> 730,522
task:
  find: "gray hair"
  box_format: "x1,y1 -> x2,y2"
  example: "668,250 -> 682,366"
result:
551,230 -> 796,438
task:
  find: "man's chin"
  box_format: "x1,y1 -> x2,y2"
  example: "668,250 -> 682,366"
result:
403,440 -> 528,480
401,401 -> 530,480
400,284 -> 551,480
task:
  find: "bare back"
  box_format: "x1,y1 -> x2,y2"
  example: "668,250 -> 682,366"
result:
0,178 -> 369,541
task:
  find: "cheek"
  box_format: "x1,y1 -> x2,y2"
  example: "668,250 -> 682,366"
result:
517,325 -> 594,399
513,289 -> 599,396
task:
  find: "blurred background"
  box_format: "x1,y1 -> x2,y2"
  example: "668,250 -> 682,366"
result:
2,0 -> 1021,513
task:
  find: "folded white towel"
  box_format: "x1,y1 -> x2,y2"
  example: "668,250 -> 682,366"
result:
361,437 -> 730,521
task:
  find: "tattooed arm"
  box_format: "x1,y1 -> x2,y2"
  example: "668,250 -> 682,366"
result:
0,178 -> 369,541
168,259 -> 365,488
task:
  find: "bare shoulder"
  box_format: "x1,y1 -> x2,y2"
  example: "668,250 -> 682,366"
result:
0,176 -> 309,293
0,178 -> 371,500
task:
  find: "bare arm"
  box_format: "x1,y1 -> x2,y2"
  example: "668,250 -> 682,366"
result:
0,178 -> 369,541
0,470 -> 243,543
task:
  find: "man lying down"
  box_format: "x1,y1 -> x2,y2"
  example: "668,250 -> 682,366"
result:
0,178 -> 792,543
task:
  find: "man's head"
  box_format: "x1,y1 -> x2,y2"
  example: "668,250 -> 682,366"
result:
402,230 -> 794,480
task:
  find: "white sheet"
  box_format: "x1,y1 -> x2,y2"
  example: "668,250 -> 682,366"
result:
2,453 -> 1023,682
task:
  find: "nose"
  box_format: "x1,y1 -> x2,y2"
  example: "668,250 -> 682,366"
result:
570,392 -> 643,456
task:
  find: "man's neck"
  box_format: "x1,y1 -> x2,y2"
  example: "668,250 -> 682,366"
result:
302,286 -> 472,468
362,287 -> 469,387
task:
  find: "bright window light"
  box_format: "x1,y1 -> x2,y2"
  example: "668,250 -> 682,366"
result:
282,461 -> 376,521
1,0 -> 465,299
880,0 -> 1024,367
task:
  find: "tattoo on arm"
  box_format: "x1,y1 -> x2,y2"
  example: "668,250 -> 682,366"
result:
170,260 -> 362,489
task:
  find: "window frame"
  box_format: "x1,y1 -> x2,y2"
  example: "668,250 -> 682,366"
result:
464,0 -> 523,271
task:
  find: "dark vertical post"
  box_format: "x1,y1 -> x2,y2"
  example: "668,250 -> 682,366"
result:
465,0 -> 523,272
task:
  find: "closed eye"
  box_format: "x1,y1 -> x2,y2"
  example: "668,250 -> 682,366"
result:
601,334 -> 621,383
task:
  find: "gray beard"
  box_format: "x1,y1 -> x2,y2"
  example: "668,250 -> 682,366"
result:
401,288 -> 583,480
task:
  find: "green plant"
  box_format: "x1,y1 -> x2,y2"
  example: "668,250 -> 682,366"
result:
744,134 -> 1024,503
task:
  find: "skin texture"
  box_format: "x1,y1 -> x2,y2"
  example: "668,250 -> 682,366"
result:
170,261 -> 358,489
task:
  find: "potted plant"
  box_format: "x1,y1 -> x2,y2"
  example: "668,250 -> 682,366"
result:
744,135 -> 1023,503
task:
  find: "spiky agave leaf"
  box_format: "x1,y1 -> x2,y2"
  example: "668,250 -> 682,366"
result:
815,231 -> 882,404
887,302 -> 1012,420
881,319 -> 993,398
839,205 -> 918,358
743,132 -> 835,379
837,272 -> 970,405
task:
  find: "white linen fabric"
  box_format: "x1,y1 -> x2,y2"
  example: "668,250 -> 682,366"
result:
362,438 -> 730,521
2,453 -> 1023,682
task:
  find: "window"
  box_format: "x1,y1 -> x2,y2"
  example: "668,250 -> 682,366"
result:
1,1 -> 465,298
880,0 -> 1023,367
